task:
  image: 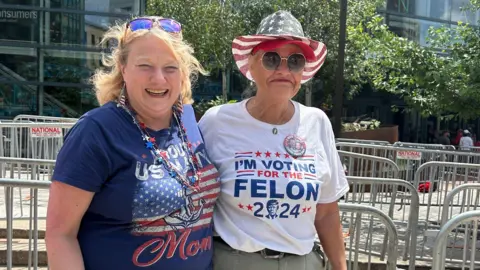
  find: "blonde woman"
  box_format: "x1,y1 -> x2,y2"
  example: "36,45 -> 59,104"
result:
46,17 -> 220,270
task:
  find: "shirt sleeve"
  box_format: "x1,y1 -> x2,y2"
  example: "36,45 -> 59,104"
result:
317,112 -> 349,204
52,116 -> 112,193
198,107 -> 218,151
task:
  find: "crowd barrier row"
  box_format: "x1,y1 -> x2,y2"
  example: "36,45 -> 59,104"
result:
2,115 -> 480,269
3,177 -> 479,270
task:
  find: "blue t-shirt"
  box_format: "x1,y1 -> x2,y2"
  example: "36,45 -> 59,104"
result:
52,102 -> 220,270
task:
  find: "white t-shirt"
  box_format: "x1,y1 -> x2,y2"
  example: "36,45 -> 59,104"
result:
459,136 -> 474,150
198,99 -> 349,255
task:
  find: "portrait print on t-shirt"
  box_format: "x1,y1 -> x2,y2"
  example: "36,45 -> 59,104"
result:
234,149 -> 323,219
130,136 -> 220,266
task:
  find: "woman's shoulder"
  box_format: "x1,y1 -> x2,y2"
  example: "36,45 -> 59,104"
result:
198,102 -> 243,125
82,101 -> 122,123
68,102 -> 126,136
294,101 -> 330,125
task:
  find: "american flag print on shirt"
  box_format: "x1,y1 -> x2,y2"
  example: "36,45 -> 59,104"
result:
131,163 -> 220,236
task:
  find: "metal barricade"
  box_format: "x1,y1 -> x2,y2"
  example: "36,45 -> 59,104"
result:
336,142 -> 480,183
0,122 -> 74,159
1,157 -> 54,221
13,114 -> 78,123
339,151 -> 399,178
337,138 -> 391,145
325,203 -> 399,270
343,176 -> 419,269
393,142 -> 456,151
1,178 -> 51,270
432,210 -> 480,270
457,146 -> 480,153
412,161 -> 480,264
441,183 -> 480,226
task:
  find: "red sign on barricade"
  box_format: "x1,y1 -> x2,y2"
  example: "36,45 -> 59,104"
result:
396,150 -> 422,160
30,127 -> 63,138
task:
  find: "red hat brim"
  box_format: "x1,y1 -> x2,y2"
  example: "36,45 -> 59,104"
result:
232,34 -> 327,84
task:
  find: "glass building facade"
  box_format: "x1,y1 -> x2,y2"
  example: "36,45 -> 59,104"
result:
383,0 -> 479,46
0,0 -> 247,119
0,0 -> 145,119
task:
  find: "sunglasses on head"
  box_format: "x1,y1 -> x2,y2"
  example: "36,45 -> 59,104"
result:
261,51 -> 306,73
126,17 -> 182,34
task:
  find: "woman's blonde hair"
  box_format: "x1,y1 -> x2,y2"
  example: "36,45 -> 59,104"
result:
91,16 -> 207,106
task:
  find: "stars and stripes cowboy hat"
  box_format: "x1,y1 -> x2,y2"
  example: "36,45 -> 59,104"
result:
232,10 -> 327,84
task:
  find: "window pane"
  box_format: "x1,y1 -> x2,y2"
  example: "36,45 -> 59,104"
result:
387,0 -> 416,15
0,0 -> 40,6
0,82 -> 96,118
430,0 -> 450,20
451,0 -> 476,23
44,12 -> 128,46
85,0 -> 140,14
0,8 -> 40,42
388,15 -> 419,41
0,83 -> 38,117
43,85 -> 97,117
43,49 -> 101,84
1,10 -> 130,45
0,46 -> 38,81
387,16 -> 448,46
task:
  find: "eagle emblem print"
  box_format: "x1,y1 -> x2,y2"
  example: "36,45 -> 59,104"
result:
131,143 -> 219,267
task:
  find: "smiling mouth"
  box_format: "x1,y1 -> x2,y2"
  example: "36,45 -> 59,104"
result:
271,79 -> 292,83
145,89 -> 169,97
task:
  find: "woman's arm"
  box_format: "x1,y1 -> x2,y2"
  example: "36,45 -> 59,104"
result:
315,202 -> 346,270
46,181 -> 94,270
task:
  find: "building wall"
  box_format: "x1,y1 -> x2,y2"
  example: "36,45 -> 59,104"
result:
385,0 -> 480,46
0,0 -> 144,119
346,0 -> 480,142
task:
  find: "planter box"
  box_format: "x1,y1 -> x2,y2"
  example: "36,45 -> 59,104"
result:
340,125 -> 398,144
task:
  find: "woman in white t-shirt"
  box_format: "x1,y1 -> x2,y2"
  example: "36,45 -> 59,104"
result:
199,10 -> 349,270
459,130 -> 474,150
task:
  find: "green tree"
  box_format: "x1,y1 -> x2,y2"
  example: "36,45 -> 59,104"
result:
428,20 -> 480,119
348,0 -> 480,120
147,0 -> 385,106
148,0 -> 480,119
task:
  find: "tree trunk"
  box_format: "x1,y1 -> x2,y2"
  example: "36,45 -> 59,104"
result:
221,67 -> 228,102
305,82 -> 312,106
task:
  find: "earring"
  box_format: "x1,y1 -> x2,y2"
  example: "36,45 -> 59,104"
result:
118,82 -> 126,106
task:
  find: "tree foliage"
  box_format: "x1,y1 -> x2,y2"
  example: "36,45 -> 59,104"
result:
147,0 -> 480,119
428,21 -> 480,119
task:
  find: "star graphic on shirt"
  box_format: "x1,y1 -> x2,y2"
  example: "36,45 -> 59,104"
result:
238,203 -> 244,209
145,141 -> 154,149
284,153 -> 290,158
275,152 -> 281,158
149,137 -> 156,143
307,206 -> 312,212
302,206 -> 307,213
265,151 -> 271,158
255,151 -> 262,157
247,204 -> 253,211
